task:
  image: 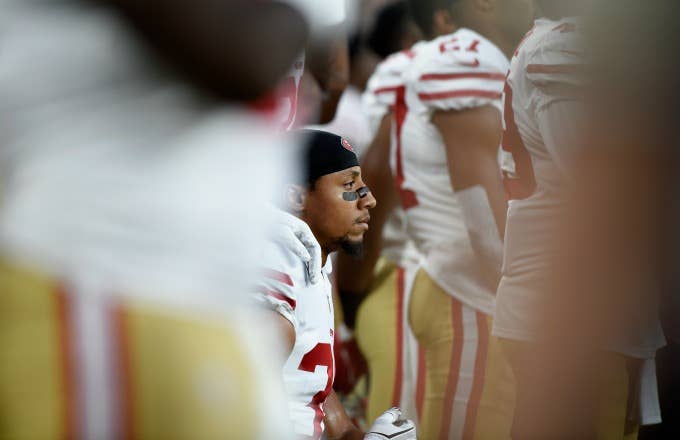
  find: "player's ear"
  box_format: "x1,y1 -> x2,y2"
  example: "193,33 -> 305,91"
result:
432,8 -> 456,36
286,184 -> 308,214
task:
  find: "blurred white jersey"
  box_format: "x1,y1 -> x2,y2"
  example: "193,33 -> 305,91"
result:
397,29 -> 509,314
0,2 -> 294,438
362,46 -> 426,268
493,18 -> 665,358
256,218 -> 335,440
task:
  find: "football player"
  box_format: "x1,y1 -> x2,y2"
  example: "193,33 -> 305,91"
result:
494,0 -> 666,437
255,130 -> 417,440
394,0 -> 535,438
335,19 -> 426,426
0,0 -> 308,438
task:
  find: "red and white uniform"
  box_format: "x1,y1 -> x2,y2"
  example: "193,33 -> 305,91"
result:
256,216 -> 335,439
397,29 -> 509,314
493,17 -> 665,358
359,46 -> 426,422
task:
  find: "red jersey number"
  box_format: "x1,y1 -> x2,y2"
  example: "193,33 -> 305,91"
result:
298,343 -> 334,439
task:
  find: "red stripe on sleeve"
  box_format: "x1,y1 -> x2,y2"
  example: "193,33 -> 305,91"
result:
418,90 -> 502,101
261,288 -> 297,310
526,63 -> 581,74
374,85 -> 401,95
419,72 -> 506,81
263,269 -> 294,287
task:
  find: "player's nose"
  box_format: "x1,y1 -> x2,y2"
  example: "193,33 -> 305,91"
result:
360,189 -> 377,210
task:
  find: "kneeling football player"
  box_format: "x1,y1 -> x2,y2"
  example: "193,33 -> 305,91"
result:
256,129 -> 417,440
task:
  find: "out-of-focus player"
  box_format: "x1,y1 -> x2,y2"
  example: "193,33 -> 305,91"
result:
334,1 -> 426,426
0,0 -> 308,438
494,1 -> 666,437
396,0 -> 535,438
255,129 -> 416,440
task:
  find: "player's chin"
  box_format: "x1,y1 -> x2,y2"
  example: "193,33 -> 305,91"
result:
349,222 -> 369,236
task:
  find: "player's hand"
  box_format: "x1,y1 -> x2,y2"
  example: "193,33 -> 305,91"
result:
269,207 -> 322,284
365,408 -> 416,440
333,323 -> 367,394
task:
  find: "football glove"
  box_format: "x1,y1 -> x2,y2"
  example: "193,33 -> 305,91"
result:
365,408 -> 416,440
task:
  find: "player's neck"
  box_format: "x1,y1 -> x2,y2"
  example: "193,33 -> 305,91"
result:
448,17 -> 517,59
538,0 -> 588,20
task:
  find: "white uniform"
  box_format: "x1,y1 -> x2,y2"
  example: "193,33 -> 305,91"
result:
398,29 -> 509,315
363,46 -> 426,268
0,2 -> 294,438
493,18 -> 666,360
256,216 -> 335,440
357,47 -> 425,424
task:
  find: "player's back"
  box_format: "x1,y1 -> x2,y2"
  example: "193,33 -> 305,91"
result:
496,17 -> 665,357
495,18 -> 585,339
397,29 -> 509,313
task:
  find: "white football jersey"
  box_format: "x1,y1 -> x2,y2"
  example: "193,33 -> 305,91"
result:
256,218 -> 335,440
361,46 -> 426,268
396,29 -> 509,314
493,18 -> 665,358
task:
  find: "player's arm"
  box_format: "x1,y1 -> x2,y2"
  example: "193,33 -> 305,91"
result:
323,390 -> 364,440
271,311 -> 296,359
433,106 -> 507,236
335,113 -> 397,326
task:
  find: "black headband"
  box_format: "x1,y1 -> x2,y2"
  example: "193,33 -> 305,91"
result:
295,129 -> 360,184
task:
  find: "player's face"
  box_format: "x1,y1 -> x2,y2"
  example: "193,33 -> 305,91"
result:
304,166 -> 377,254
498,0 -> 536,42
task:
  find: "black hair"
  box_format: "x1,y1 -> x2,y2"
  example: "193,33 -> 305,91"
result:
406,0 -> 459,37
366,1 -> 410,58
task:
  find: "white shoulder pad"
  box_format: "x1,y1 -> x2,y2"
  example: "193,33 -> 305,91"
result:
526,20 -> 587,92
362,43 -> 424,132
254,239 -> 304,328
411,30 -> 509,112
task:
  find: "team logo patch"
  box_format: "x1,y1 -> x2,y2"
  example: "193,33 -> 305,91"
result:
341,138 -> 354,152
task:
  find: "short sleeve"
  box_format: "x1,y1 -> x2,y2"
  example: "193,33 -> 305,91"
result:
362,50 -> 414,134
253,240 -> 300,329
526,22 -> 587,105
411,33 -> 508,113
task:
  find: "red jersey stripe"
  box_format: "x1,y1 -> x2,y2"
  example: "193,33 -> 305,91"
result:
374,85 -> 401,95
263,268 -> 294,287
418,90 -> 502,101
260,288 -> 297,310
419,72 -> 506,81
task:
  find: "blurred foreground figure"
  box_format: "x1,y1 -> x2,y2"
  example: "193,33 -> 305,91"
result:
494,0 -> 666,438
0,0 -> 306,438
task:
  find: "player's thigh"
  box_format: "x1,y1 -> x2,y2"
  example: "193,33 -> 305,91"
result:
355,259 -> 399,424
407,269 -> 457,438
